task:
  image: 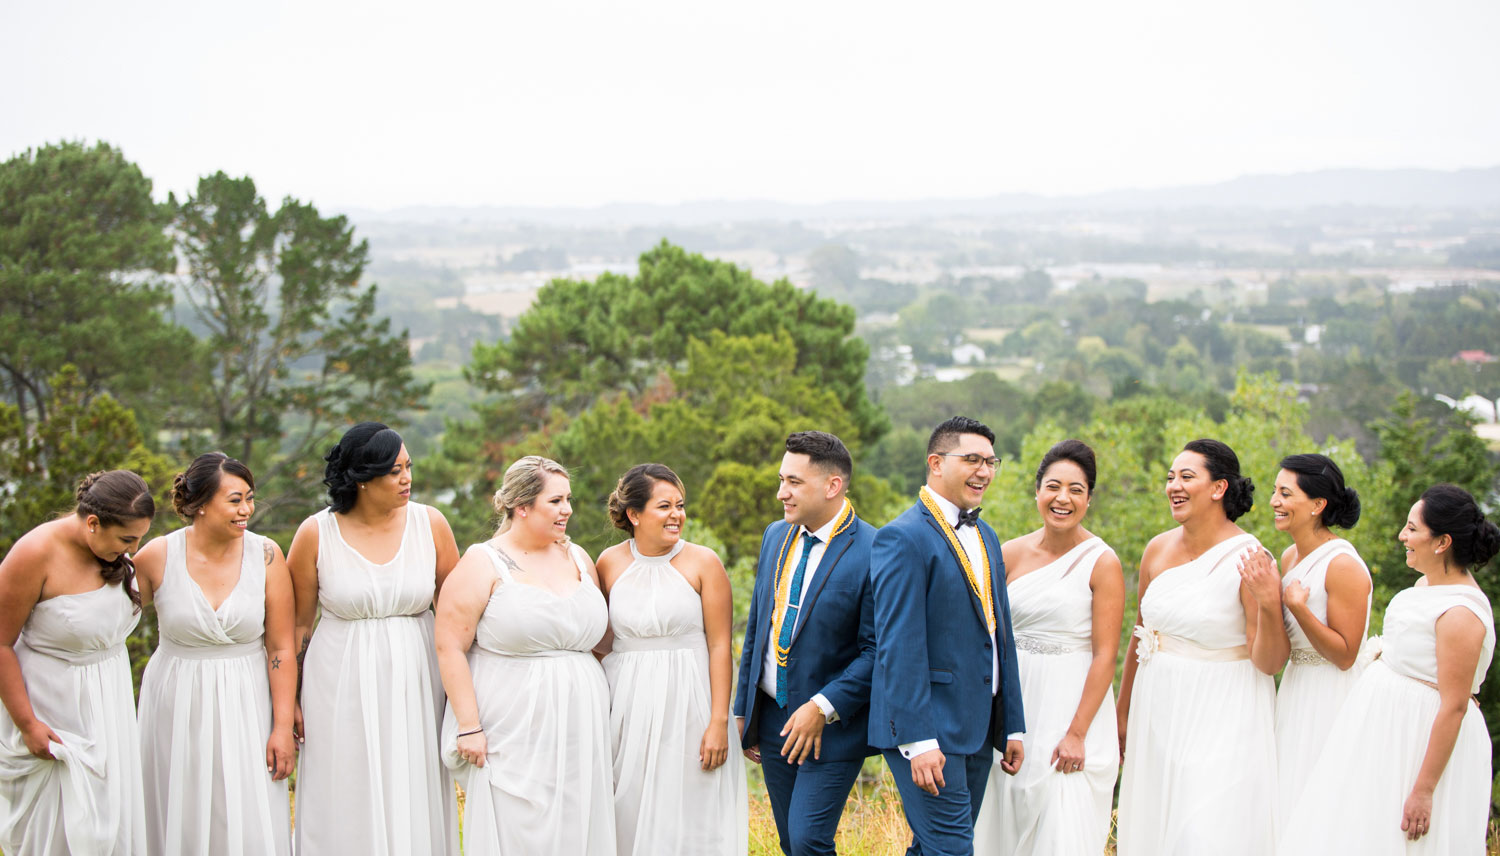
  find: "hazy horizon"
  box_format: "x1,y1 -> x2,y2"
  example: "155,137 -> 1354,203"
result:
6,0 -> 1498,212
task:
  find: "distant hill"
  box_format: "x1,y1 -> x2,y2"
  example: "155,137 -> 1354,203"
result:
345,166 -> 1500,225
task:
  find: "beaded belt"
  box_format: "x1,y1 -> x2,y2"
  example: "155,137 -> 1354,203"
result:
1288,648 -> 1329,666
1014,635 -> 1090,656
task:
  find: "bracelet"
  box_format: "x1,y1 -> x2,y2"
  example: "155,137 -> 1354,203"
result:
458,728 -> 483,737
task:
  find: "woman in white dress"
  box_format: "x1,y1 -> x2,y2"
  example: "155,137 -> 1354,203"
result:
134,453 -> 296,856
1115,439 -> 1285,856
0,470 -> 154,855
288,422 -> 461,855
1279,483 -> 1498,854
973,440 -> 1124,855
435,456 -> 614,856
596,463 -> 747,856
1262,453 -> 1371,822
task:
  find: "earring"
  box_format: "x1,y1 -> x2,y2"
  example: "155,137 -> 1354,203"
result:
359,484 -> 366,490
89,527 -> 97,534
199,510 -> 206,516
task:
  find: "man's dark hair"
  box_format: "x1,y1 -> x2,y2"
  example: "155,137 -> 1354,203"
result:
927,416 -> 996,456
785,431 -> 853,482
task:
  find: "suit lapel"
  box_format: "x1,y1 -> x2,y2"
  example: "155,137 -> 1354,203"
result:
788,517 -> 857,648
920,503 -> 991,632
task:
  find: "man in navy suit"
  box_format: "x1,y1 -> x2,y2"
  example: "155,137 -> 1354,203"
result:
735,430 -> 878,856
869,416 -> 1025,856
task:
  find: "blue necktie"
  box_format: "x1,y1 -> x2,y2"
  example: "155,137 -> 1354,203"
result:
775,531 -> 819,708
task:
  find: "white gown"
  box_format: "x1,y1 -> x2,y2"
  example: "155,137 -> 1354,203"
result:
1278,584 -> 1495,855
1274,537 -> 1370,823
602,540 -> 748,856
0,583 -> 144,856
1116,532 -> 1275,856
973,536 -> 1118,856
440,542 -> 615,856
138,529 -> 291,856
295,503 -> 457,855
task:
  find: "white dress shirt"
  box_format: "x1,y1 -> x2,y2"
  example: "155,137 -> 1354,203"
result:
758,500 -> 849,722
898,489 -> 1020,760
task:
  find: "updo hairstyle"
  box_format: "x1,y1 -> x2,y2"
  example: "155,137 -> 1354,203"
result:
1035,439 -> 1097,494
1279,453 -> 1360,529
1418,484 -> 1500,570
607,463 -> 685,534
493,456 -> 570,534
323,422 -> 403,513
1182,438 -> 1255,521
172,452 -> 256,521
74,470 -> 155,611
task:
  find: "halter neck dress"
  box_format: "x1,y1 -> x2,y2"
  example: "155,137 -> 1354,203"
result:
604,539 -> 747,856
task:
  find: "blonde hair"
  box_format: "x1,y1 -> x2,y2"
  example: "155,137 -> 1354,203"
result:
493,455 -> 570,533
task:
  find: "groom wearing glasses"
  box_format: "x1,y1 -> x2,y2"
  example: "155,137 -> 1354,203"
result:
869,416 -> 1025,855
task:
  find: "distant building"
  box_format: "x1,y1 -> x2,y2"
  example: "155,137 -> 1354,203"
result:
952,343 -> 986,365
1454,350 -> 1497,365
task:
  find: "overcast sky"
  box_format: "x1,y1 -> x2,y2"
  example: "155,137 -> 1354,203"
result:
4,0 -> 1497,210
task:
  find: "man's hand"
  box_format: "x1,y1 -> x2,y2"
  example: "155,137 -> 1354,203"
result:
1000,739 -> 1024,775
737,717 -> 761,763
779,700 -> 827,764
910,748 -> 946,795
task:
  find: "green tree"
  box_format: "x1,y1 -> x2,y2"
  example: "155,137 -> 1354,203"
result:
0,141 -> 180,430
461,241 -> 884,445
0,366 -> 177,555
172,173 -> 427,526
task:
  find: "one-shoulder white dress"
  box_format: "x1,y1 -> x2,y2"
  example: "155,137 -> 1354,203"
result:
138,528 -> 291,856
441,541 -> 615,856
295,503 -> 456,855
1278,584 -> 1494,855
1117,532 -> 1275,856
604,540 -> 747,856
972,536 -> 1119,855
0,583 -> 144,856
1274,537 -> 1371,822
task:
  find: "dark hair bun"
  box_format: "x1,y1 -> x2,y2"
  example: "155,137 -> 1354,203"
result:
323,422 -> 403,513
1473,518 -> 1500,568
1326,486 -> 1362,530
1222,475 -> 1255,522
75,471 -> 104,504
1418,484 -> 1500,569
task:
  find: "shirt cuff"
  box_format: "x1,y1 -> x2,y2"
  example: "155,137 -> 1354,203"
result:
898,739 -> 941,759
1006,732 -> 1023,741
811,694 -> 839,723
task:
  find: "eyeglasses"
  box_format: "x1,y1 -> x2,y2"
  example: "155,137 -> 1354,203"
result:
938,453 -> 1001,469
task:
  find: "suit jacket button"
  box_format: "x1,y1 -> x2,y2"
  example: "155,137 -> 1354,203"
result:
983,675 -> 991,684
890,722 -> 897,736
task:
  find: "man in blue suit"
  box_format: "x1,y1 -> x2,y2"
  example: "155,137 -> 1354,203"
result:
869,416 -> 1025,856
735,430 -> 878,856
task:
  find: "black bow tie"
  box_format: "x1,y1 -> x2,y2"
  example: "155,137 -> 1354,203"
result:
955,507 -> 981,529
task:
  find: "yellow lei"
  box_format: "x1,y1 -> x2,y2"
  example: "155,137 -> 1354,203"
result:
919,486 -> 996,634
772,500 -> 855,668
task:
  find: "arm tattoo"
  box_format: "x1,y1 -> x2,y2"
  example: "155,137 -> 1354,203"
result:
271,655 -> 281,670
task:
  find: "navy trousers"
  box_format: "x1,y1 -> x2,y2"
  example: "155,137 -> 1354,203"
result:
756,692 -> 864,856
882,748 -> 993,856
